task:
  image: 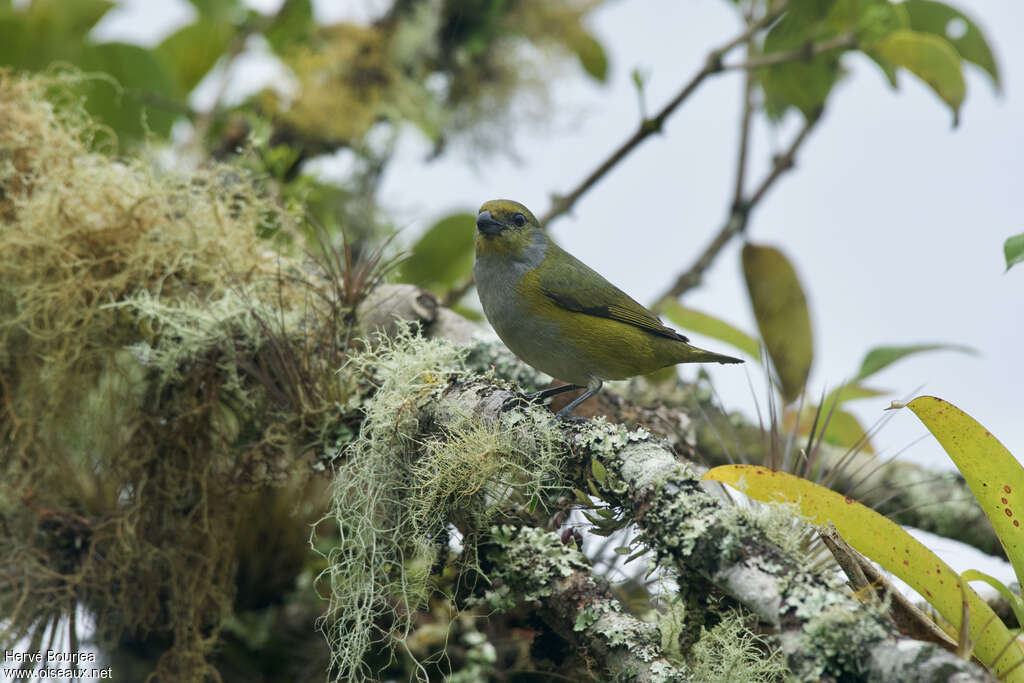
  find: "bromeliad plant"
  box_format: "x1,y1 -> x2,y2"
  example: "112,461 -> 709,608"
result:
704,396 -> 1024,680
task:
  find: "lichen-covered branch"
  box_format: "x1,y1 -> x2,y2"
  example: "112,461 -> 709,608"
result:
428,377 -> 993,681
473,525 -> 688,682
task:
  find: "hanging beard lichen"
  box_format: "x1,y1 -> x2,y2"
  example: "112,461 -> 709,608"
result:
317,329 -> 566,681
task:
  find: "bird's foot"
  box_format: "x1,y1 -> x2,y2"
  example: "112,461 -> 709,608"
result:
500,392 -> 536,412
544,414 -> 590,428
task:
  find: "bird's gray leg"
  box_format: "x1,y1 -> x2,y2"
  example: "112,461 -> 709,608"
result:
553,378 -> 603,420
525,383 -> 583,402
501,383 -> 583,412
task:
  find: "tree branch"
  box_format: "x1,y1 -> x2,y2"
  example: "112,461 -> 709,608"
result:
538,3 -> 787,226
721,33 -> 858,71
653,106 -> 822,305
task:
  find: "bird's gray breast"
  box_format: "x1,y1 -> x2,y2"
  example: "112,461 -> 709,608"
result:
474,243 -> 595,385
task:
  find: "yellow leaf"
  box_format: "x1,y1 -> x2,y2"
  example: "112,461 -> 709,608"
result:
906,397 -> 1024,587
703,464 -> 1024,677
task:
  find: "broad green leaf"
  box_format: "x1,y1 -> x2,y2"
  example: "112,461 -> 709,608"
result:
1005,233 -> 1024,271
874,29 -> 964,123
758,1 -> 844,120
77,42 -> 181,141
400,212 -> 476,292
742,243 -> 813,403
157,21 -> 234,93
855,343 -> 975,380
187,0 -> 244,19
265,0 -> 314,53
704,464 -> 1024,677
824,0 -> 906,84
903,0 -> 999,89
820,407 -> 873,454
820,382 -> 887,410
43,0 -> 114,36
843,1 -> 909,48
0,0 -> 113,70
660,301 -> 760,360
905,397 -> 1024,589
567,30 -> 608,82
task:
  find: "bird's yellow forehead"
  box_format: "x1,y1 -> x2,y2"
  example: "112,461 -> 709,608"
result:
479,199 -> 539,225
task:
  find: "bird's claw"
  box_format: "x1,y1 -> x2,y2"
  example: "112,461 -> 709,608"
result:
500,392 -> 537,412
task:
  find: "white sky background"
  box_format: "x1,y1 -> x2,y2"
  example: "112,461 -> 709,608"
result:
90,0 -> 1023,576
91,2 -> 1022,471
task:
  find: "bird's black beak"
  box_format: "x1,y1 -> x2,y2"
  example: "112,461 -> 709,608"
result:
476,210 -> 505,236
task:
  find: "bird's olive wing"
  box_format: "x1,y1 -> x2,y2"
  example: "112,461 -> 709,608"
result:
537,246 -> 689,343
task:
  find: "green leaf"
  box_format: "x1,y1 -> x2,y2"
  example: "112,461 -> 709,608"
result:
265,0 -> 314,53
821,407 -> 873,454
591,459 -> 608,486
820,382 -> 887,409
758,2 -> 844,120
0,0 -> 114,70
902,0 -> 999,90
660,300 -> 760,360
77,42 -> 181,141
854,343 -> 975,380
1004,233 -> 1024,271
46,0 -> 115,36
399,212 -> 476,292
187,0 -> 244,19
567,30 -> 608,82
742,243 -> 814,404
873,29 -> 965,123
156,21 -> 234,93
847,1 -> 909,48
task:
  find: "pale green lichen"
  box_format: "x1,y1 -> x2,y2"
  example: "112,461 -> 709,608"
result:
689,611 -> 788,683
476,525 -> 589,611
788,606 -> 889,681
593,604 -> 662,661
574,605 -> 600,632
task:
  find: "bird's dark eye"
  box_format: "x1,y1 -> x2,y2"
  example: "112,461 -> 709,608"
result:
512,212 -> 527,227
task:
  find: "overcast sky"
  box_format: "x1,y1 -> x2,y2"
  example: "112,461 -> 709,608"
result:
92,0 -> 1024,474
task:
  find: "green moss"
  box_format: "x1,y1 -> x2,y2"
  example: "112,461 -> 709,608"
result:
0,70 -> 328,678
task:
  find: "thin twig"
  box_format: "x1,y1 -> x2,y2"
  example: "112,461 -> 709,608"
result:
538,2 -> 787,226
731,2 -> 759,212
722,34 -> 858,71
652,106 -> 823,304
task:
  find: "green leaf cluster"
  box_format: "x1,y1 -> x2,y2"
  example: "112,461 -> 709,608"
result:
755,0 -> 999,124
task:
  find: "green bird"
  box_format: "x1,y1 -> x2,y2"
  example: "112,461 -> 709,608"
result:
473,199 -> 743,419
